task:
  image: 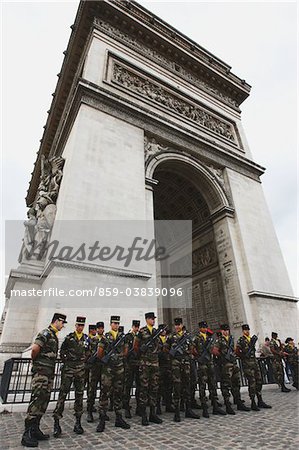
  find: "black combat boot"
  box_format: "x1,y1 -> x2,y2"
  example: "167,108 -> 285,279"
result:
281,383 -> 291,392
86,410 -> 94,423
73,417 -> 84,434
156,401 -> 162,415
115,413 -> 130,429
141,407 -> 149,426
185,403 -> 200,419
212,400 -> 227,415
250,398 -> 260,411
202,405 -> 210,418
225,400 -> 235,415
96,413 -> 106,432
149,406 -> 163,424
53,418 -> 62,438
173,405 -> 181,422
257,394 -> 272,408
33,417 -> 49,440
21,419 -> 39,448
237,400 -> 251,411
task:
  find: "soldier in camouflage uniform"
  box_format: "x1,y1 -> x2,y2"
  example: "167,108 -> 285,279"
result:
270,332 -> 291,392
21,313 -> 67,448
86,322 -> 105,422
96,315 -> 130,432
284,337 -> 298,389
192,321 -> 226,417
156,325 -> 174,415
53,316 -> 89,437
123,320 -> 141,418
133,312 -> 163,426
236,324 -> 271,410
167,318 -> 200,422
212,323 -> 250,415
85,325 -> 97,394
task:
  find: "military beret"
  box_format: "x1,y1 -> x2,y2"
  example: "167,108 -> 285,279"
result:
271,332 -> 278,338
76,316 -> 86,325
110,315 -> 120,323
145,312 -> 156,319
199,321 -> 208,328
242,324 -> 250,330
174,317 -> 183,325
220,323 -> 230,331
96,321 -> 104,328
132,320 -> 140,327
89,324 -> 97,331
51,313 -> 67,324
285,337 -> 293,343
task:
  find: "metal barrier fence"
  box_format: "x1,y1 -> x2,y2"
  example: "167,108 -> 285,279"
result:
0,357 -> 274,404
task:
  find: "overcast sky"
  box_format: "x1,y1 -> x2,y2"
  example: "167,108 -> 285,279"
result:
1,1 -> 298,313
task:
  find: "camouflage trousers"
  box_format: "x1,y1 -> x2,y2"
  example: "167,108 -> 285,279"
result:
53,364 -> 85,419
98,363 -> 124,414
157,362 -> 172,406
123,362 -> 140,408
172,358 -> 191,408
242,359 -> 262,399
87,364 -> 102,411
26,367 -> 54,420
197,362 -> 218,406
219,362 -> 241,402
139,359 -> 159,408
272,357 -> 284,386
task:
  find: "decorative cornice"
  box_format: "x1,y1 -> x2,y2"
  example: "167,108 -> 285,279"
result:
248,290 -> 298,303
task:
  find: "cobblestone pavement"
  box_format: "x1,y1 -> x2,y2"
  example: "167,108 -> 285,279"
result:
0,386 -> 298,450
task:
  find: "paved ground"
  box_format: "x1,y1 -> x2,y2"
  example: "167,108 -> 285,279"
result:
0,386 -> 298,450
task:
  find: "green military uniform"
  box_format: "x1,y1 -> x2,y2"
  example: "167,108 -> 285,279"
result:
213,324 -> 250,414
269,333 -> 290,392
86,331 -> 102,419
123,322 -> 140,417
53,320 -> 88,422
236,324 -> 271,410
156,332 -> 173,413
85,325 -> 97,394
21,313 -> 67,448
284,338 -> 298,389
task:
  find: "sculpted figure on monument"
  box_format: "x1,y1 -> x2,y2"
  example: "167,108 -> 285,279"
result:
144,137 -> 169,161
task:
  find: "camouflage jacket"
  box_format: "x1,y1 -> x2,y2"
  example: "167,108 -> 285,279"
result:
134,326 -> 162,363
158,335 -> 171,365
125,331 -> 139,365
213,334 -> 236,365
284,343 -> 298,365
98,331 -> 127,366
33,325 -> 58,372
236,335 -> 257,361
167,332 -> 193,361
86,335 -> 100,358
269,338 -> 282,359
60,332 -> 89,367
192,333 -> 214,364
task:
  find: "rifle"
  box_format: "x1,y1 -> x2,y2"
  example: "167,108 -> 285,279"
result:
225,335 -> 235,362
245,334 -> 258,358
169,332 -> 191,358
197,333 -> 217,363
140,325 -> 167,354
102,333 -> 126,364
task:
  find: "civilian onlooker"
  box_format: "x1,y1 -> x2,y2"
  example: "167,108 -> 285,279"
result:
260,337 -> 274,383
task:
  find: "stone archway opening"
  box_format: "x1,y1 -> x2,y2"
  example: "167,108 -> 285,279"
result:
152,158 -> 229,332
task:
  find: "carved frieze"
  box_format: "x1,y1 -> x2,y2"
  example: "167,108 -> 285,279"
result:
112,62 -> 236,144
192,243 -> 218,273
94,18 -> 240,109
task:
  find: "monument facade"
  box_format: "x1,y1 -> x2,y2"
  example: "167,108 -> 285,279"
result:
1,0 -> 297,365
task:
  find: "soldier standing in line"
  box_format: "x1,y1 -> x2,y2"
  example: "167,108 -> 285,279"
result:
85,325 -> 97,394
96,316 -> 130,432
236,324 -> 272,410
156,325 -> 174,415
192,321 -> 226,417
284,337 -> 298,389
270,331 -> 291,392
53,316 -> 89,437
133,312 -> 163,426
167,318 -> 200,422
21,313 -> 67,448
123,320 -> 141,418
86,322 -> 105,423
212,323 -> 251,415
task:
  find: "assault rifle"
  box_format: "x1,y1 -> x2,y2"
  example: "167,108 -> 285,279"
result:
140,324 -> 167,354
102,333 -> 126,364
197,333 -> 217,363
169,332 -> 191,358
225,335 -> 235,362
245,334 -> 258,358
